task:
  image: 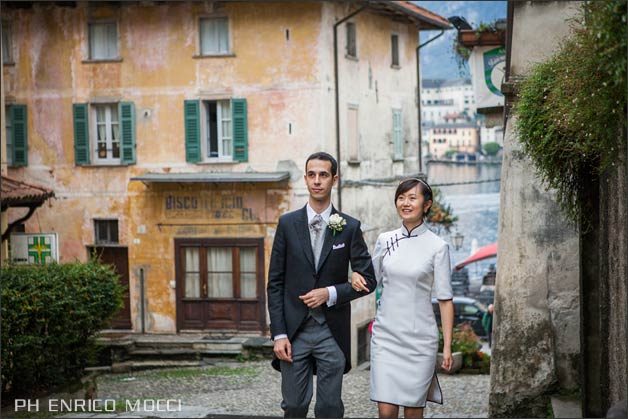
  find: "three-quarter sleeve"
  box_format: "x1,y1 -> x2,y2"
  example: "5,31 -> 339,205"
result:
372,234 -> 385,287
433,242 -> 453,300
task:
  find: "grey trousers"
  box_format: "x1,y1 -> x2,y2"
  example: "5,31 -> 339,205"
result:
280,317 -> 346,418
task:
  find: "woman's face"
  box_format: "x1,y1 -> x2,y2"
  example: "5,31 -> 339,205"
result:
396,184 -> 430,224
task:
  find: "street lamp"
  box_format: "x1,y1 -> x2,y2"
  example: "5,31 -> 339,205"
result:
451,229 -> 465,251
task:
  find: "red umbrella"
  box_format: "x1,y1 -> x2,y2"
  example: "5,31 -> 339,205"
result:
454,242 -> 498,271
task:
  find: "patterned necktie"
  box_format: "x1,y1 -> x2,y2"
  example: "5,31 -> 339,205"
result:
310,214 -> 324,268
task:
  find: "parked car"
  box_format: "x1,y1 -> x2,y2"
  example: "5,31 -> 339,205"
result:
432,296 -> 488,338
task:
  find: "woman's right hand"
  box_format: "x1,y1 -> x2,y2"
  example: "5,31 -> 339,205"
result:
351,271 -> 369,292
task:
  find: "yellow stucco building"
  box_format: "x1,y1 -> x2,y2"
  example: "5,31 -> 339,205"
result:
1,1 -> 450,367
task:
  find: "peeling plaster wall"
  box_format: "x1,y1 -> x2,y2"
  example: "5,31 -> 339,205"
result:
3,1 -> 424,349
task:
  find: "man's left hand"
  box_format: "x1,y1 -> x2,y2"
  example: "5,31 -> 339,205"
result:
299,288 -> 330,308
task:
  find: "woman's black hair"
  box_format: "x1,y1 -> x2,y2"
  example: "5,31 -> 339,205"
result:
394,178 -> 433,217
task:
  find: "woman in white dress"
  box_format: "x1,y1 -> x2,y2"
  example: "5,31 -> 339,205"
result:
352,178 -> 454,419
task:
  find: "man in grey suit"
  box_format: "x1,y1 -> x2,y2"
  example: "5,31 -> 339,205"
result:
267,152 -> 377,418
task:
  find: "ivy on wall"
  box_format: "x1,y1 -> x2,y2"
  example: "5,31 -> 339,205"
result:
514,0 -> 627,225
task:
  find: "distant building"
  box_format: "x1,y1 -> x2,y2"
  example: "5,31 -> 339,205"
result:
421,78 -> 476,125
427,120 -> 479,159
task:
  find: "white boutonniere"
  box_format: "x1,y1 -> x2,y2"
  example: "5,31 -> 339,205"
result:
328,213 -> 347,236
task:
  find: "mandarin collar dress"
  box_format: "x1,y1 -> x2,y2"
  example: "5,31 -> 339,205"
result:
369,221 -> 453,408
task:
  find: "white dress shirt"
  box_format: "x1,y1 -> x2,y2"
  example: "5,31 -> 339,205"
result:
273,202 -> 338,341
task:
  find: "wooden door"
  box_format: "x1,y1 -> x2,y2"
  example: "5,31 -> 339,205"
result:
175,238 -> 266,332
88,246 -> 132,329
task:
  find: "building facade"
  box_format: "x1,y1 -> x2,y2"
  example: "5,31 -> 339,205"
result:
1,1 -> 450,367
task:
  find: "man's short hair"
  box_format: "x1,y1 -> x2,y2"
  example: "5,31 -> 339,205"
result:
305,152 -> 338,176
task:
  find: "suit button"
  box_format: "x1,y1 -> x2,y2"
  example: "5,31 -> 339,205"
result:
314,273 -> 320,279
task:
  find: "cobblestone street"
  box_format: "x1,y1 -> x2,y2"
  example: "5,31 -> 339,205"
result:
86,360 -> 489,418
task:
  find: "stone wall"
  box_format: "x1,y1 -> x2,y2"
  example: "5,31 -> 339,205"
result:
489,1 -> 583,417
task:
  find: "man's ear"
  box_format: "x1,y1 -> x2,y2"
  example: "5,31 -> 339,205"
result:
332,174 -> 339,186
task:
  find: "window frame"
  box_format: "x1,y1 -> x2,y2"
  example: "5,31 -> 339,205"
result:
345,21 -> 357,59
200,99 -> 234,162
87,20 -> 120,61
198,15 -> 233,57
94,219 -> 119,245
347,103 -> 360,163
90,102 -> 122,165
390,33 -> 400,68
178,238 -> 264,301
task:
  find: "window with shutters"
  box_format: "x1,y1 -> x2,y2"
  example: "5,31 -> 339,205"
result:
184,98 -> 247,164
199,17 -> 230,56
2,20 -> 13,64
346,22 -> 357,58
88,22 -> 119,60
392,109 -> 403,161
92,104 -> 121,164
72,102 -> 135,166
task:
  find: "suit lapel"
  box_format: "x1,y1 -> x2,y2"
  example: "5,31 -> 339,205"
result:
293,205 -> 315,270
316,206 -> 339,272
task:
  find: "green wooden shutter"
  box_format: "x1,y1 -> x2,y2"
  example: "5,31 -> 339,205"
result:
184,100 -> 201,163
119,102 -> 136,165
11,105 -> 28,167
232,98 -> 248,162
73,103 -> 90,165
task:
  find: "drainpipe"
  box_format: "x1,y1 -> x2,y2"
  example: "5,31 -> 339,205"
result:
139,268 -> 145,334
416,29 -> 445,173
334,5 -> 367,212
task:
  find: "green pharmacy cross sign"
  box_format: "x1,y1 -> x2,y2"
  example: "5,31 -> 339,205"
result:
28,236 -> 53,264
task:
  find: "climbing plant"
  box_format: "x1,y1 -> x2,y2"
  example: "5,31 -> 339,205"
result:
514,0 -> 627,225
427,187 -> 459,233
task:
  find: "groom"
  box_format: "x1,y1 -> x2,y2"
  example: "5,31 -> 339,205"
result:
267,152 -> 377,418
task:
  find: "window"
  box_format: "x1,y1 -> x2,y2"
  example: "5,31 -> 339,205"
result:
183,244 -> 259,299
93,104 -> 121,163
73,102 -> 135,166
347,105 -> 359,162
95,219 -> 119,244
2,20 -> 12,63
88,22 -> 118,60
463,304 -> 480,315
392,109 -> 403,160
391,34 -> 399,66
200,17 -> 230,55
184,99 -> 248,163
201,100 -> 232,160
346,22 -> 357,58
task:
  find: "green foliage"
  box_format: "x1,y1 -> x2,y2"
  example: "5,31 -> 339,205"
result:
452,19 -> 504,73
0,261 -> 124,400
515,0 -> 627,225
439,323 -> 489,373
444,149 -> 457,158
483,142 -> 501,156
427,187 -> 459,232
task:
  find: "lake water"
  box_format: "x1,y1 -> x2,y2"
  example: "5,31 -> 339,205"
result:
426,161 -> 501,287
